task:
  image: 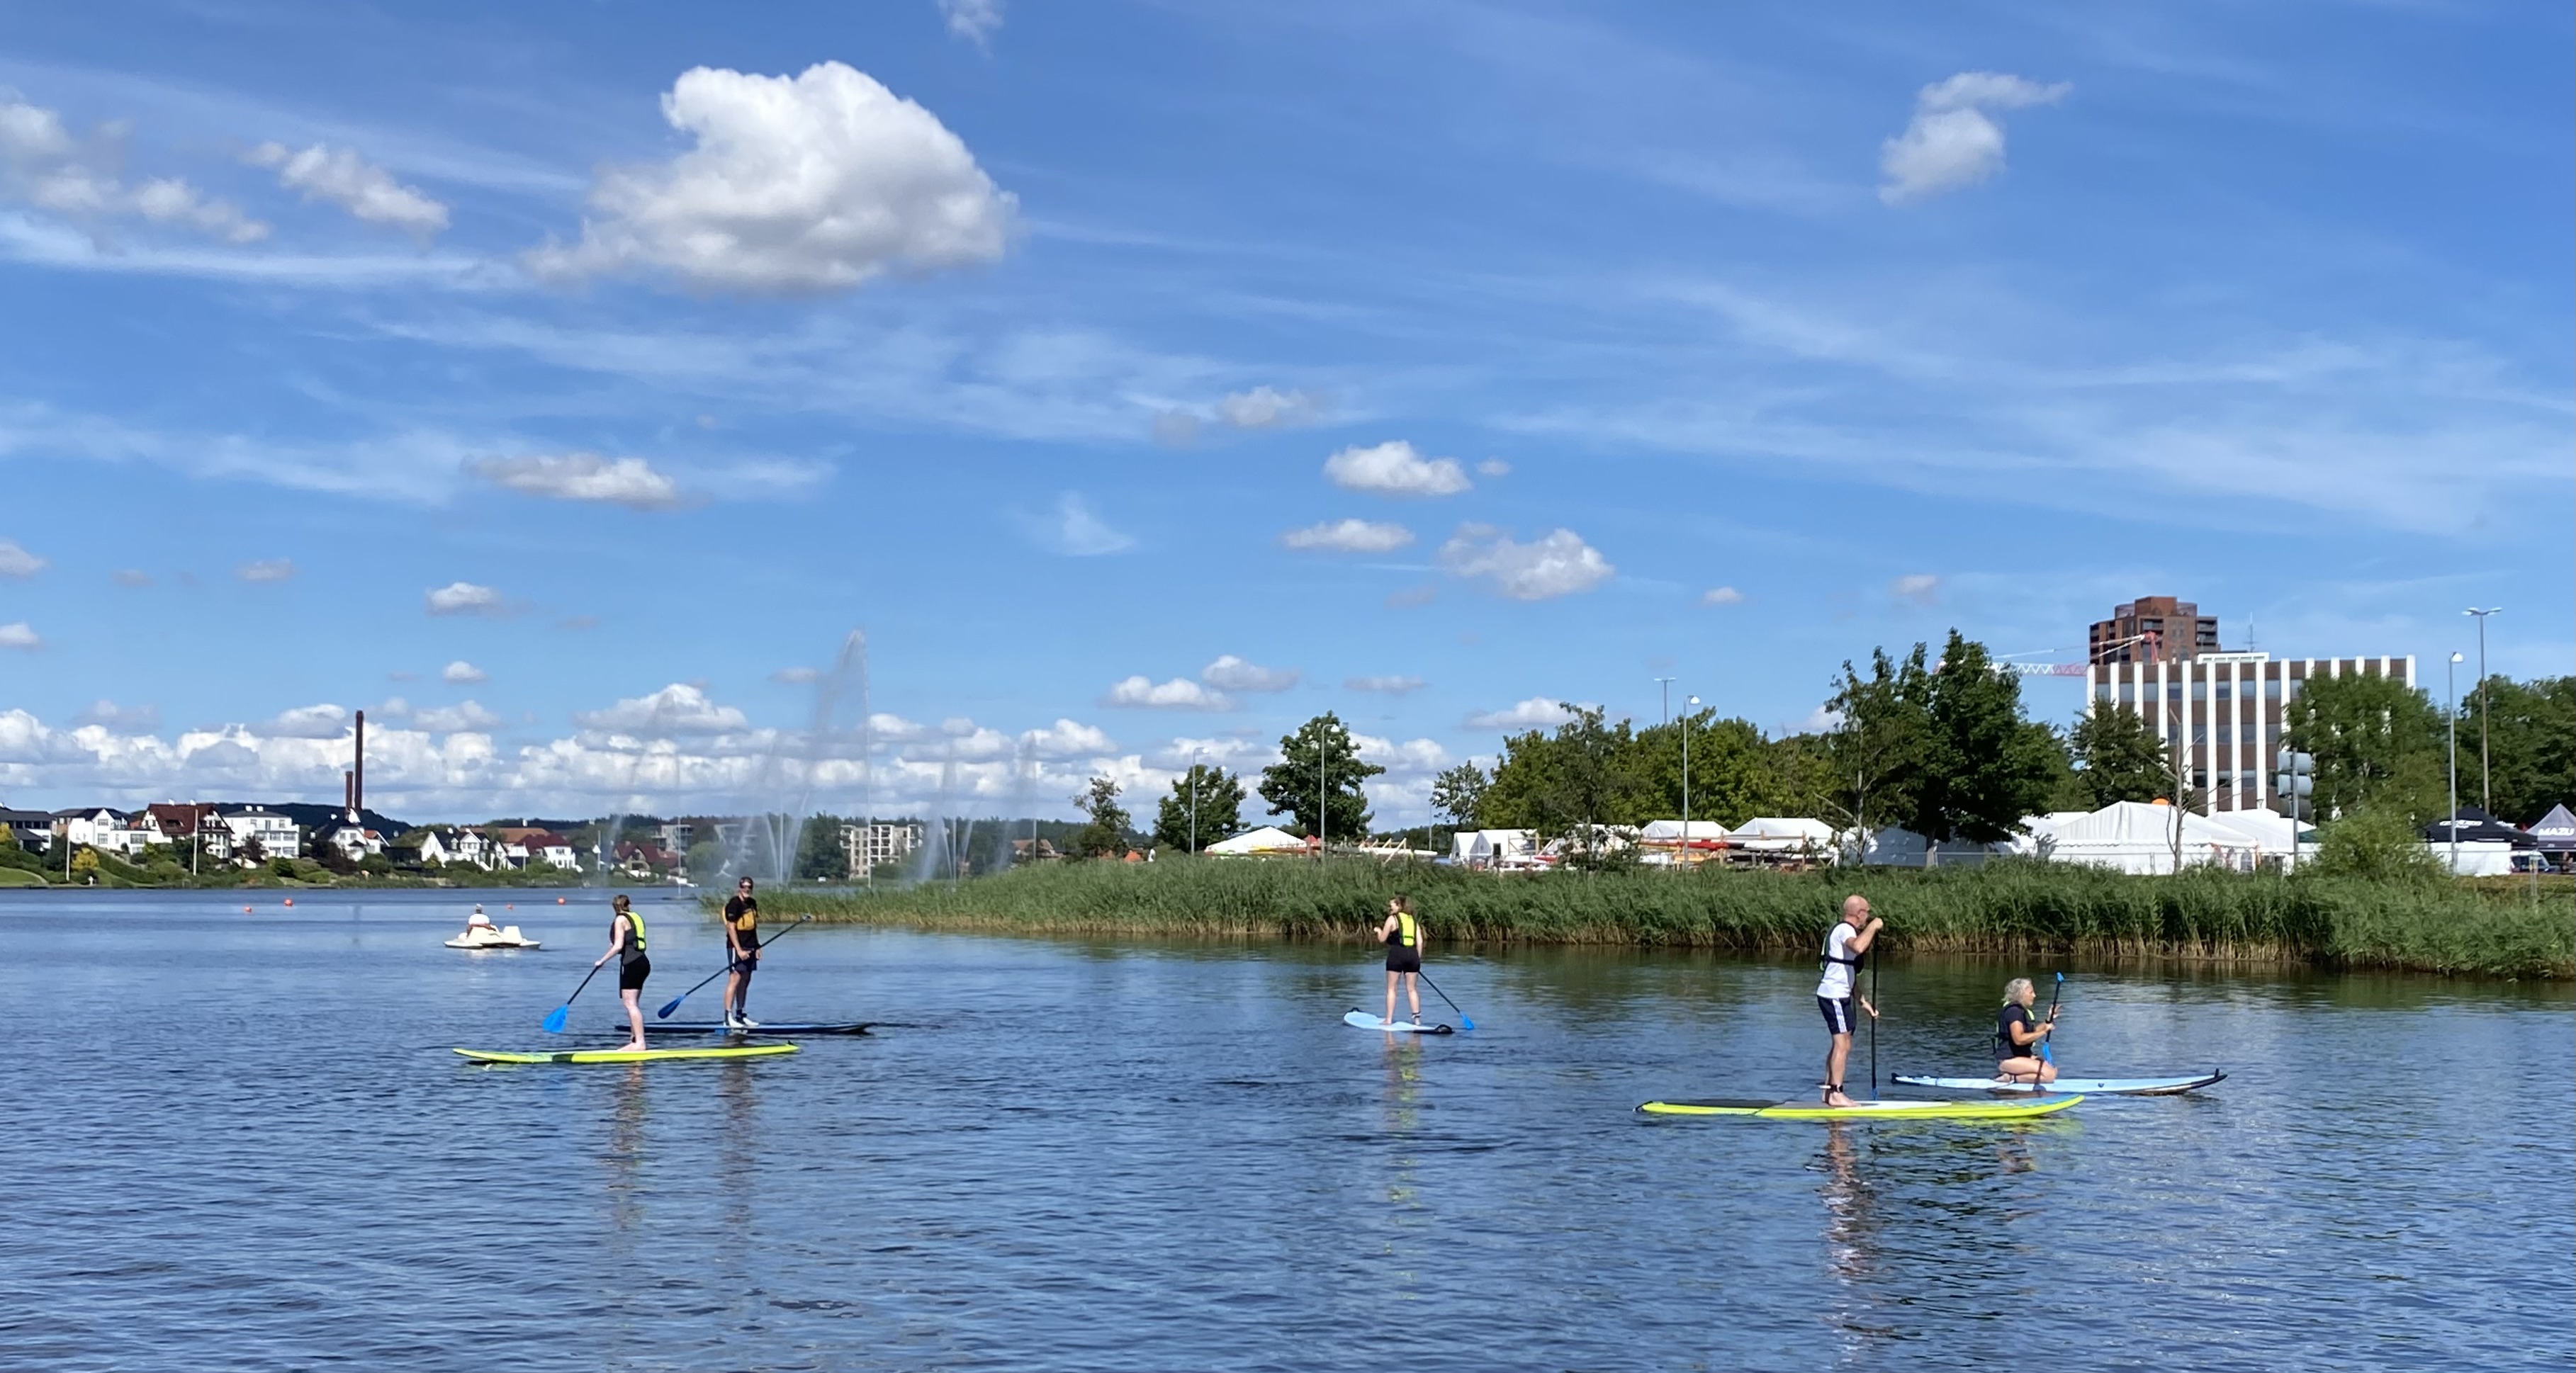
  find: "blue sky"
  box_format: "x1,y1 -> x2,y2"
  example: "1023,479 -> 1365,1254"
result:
0,1 -> 2567,824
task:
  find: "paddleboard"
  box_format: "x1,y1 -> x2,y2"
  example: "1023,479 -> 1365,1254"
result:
642,1022 -> 874,1035
1638,1095 -> 2080,1121
1890,1070 -> 2223,1097
1344,1009 -> 1454,1035
455,1044 -> 799,1066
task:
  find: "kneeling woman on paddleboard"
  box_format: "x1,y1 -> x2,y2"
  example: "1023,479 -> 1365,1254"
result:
595,894 -> 651,1051
1996,978 -> 2059,1085
1374,896 -> 1425,1026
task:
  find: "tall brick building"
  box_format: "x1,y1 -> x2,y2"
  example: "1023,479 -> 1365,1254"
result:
2089,596 -> 2220,665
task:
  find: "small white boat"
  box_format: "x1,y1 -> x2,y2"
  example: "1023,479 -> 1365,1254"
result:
446,924 -> 541,950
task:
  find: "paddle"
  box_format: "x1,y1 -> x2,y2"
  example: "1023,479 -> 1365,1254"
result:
2038,971 -> 2064,1066
541,962 -> 607,1034
1415,969 -> 1475,1031
1867,949 -> 1880,1098
656,916 -> 813,1019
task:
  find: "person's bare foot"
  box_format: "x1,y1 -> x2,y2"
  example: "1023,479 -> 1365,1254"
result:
618,1041 -> 647,1053
1823,1087 -> 1853,1108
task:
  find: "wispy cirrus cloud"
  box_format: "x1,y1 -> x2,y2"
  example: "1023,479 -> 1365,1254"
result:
466,453 -> 685,510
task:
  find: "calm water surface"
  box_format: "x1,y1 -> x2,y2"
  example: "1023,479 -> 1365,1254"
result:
0,890 -> 2567,1372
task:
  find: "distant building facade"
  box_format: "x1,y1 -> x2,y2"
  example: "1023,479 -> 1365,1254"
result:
844,821 -> 923,874
2090,596 -> 2220,665
2087,651 -> 2417,815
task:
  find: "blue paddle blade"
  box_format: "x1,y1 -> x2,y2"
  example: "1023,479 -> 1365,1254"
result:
655,995 -> 685,1019
541,1004 -> 570,1034
1459,1015 -> 1475,1030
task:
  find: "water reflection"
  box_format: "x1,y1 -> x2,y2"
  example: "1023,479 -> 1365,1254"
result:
605,1066 -> 648,1237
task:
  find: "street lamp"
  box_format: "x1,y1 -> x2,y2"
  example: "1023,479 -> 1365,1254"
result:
2447,652 -> 2464,874
1654,677 -> 1675,728
1188,747 -> 1200,857
1682,694 -> 1699,872
2463,607 -> 2501,814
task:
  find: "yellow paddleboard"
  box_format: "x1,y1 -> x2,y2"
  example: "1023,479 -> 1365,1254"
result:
454,1044 -> 799,1066
1638,1095 -> 2081,1121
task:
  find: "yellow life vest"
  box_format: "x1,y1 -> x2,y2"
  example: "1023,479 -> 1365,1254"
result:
1393,910 -> 1418,949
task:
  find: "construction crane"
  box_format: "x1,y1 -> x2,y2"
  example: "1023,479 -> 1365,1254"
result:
1998,631 -> 2161,677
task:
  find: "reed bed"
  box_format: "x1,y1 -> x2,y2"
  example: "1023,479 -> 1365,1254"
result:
741,858 -> 2572,980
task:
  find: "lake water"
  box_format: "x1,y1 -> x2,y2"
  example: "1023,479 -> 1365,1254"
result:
0,889 -> 2567,1372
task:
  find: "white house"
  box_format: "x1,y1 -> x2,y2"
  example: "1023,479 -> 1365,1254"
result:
53,808 -> 132,854
219,807 -> 302,863
528,832 -> 581,871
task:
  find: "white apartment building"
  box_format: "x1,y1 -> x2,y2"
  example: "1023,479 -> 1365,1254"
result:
843,821 -> 923,874
219,807 -> 303,861
2086,652 -> 2417,815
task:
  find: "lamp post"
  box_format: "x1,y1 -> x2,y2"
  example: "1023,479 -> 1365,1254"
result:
1188,747 -> 1200,857
1683,694 -> 1699,872
1654,677 -> 1675,728
2464,607 -> 2500,814
2446,652 -> 2463,874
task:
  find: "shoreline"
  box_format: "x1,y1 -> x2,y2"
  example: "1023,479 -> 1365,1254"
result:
714,859 -> 2575,981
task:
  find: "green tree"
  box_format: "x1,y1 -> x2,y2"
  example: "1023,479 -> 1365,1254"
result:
1909,633 -> 2062,849
2458,675 -> 2576,824
2070,699 -> 2170,808
1154,764 -> 1245,853
1072,776 -> 1133,858
2286,671 -> 2445,824
2310,804 -> 2446,883
1430,762 -> 1489,834
794,814 -> 849,882
1820,645 -> 1933,843
1259,712 -> 1383,842
72,847 -> 100,878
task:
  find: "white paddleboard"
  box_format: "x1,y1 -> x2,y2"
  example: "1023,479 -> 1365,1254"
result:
1344,1009 -> 1453,1034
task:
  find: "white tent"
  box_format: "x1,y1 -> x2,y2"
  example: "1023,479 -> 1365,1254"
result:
1639,819 -> 1730,843
2431,840 -> 2515,876
1205,825 -> 1311,857
2040,801 -> 2263,875
1728,817 -> 1838,854
1451,828 -> 1540,869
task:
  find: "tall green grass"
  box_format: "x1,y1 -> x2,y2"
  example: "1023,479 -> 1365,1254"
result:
739,858 -> 2571,979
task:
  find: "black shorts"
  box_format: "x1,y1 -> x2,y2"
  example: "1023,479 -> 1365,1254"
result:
731,951 -> 759,973
618,956 -> 652,991
1385,949 -> 1422,974
1818,995 -> 1856,1036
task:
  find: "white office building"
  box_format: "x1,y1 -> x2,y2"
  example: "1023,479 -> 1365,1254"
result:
2086,652 -> 2416,816
843,821 -> 923,873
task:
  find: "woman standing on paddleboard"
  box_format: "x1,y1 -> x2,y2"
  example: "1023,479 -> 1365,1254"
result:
595,893 -> 651,1051
1817,895 -> 1880,1108
1996,978 -> 2060,1085
1374,895 -> 1425,1026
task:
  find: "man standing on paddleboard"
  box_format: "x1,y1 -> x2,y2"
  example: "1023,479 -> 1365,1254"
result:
1373,895 -> 1425,1027
1817,895 -> 1880,1107
596,893 -> 651,1051
723,878 -> 763,1029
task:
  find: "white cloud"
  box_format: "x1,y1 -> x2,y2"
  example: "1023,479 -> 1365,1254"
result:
1466,696 -> 1586,731
0,98 -> 268,243
112,569 -> 150,587
573,683 -> 749,735
1889,573 -> 1940,605
235,558 -> 296,583
74,700 -> 157,730
1346,674 -> 1425,696
1879,72 -> 2069,205
1217,386 -> 1322,429
424,581 -> 506,616
0,622 -> 41,650
1101,676 -> 1233,711
1202,655 -> 1299,693
940,0 -> 1003,47
1475,458 -> 1512,478
1437,524 -> 1614,600
412,700 -> 502,733
1279,518 -> 1414,554
1353,733 -> 1451,774
0,537 -> 43,578
248,142 -> 449,236
1150,409 -> 1200,447
1022,492 -> 1135,555
1702,585 -> 1745,606
770,666 -> 820,684
465,452 -> 685,510
441,660 -> 488,684
264,703 -> 351,739
1324,440 -> 1470,497
1802,704 -> 1845,733
1022,718 -> 1114,757
527,61 -> 1016,294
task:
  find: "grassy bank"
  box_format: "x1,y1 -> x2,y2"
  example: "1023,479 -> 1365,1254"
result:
736,858 -> 2572,980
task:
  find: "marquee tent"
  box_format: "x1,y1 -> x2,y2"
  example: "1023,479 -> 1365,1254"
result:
1205,825 -> 1311,857
2527,804 -> 2576,854
1726,817 -> 1838,854
2037,801 -> 2264,874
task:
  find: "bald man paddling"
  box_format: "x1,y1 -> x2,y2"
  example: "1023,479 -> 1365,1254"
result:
1816,895 -> 1881,1107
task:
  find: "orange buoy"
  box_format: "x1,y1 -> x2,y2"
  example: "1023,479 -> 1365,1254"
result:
556,897 -> 566,905
505,903 -> 514,910
242,905 -> 252,913
283,898 -> 294,907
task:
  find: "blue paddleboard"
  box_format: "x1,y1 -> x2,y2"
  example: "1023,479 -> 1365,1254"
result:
1344,1009 -> 1453,1034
